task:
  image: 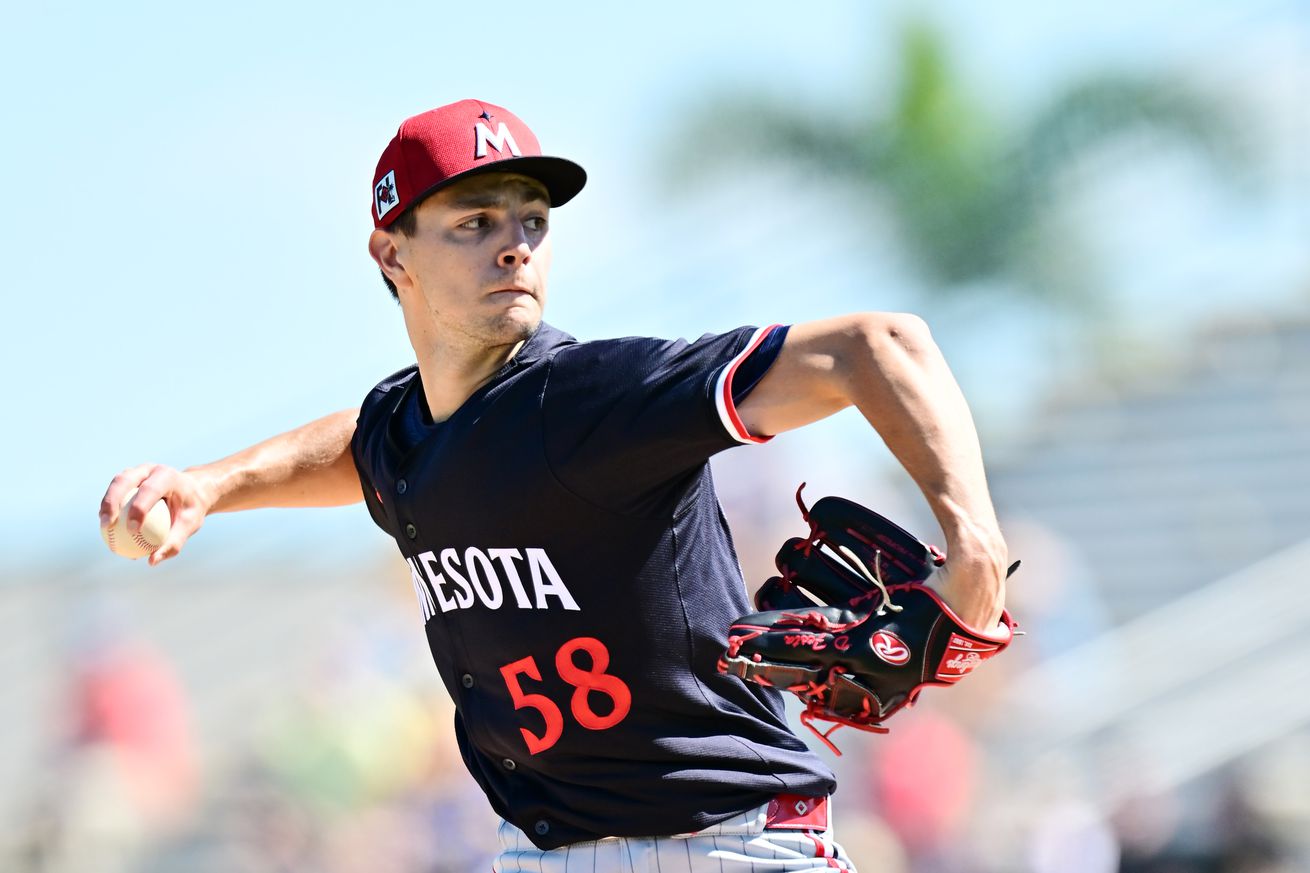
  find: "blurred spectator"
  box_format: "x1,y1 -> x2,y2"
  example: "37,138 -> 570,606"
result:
240,617 -> 500,871
1209,777 -> 1296,873
70,640 -> 197,823
868,709 -> 978,871
15,617 -> 196,873
1108,768 -> 1300,873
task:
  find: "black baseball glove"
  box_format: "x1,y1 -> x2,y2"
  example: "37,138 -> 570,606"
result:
718,486 -> 1018,754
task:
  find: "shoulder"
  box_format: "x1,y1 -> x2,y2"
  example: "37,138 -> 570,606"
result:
362,364 -> 418,402
551,329 -> 763,375
356,364 -> 419,432
370,363 -> 420,393
553,334 -> 679,364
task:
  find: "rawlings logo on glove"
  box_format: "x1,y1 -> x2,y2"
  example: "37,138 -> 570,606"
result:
718,486 -> 1018,754
871,631 -> 911,665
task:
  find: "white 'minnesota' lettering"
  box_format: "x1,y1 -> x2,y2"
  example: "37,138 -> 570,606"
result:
463,548 -> 503,609
405,557 -> 437,621
439,548 -> 476,609
526,548 -> 580,611
488,548 -> 533,608
418,551 -> 458,613
408,547 -> 580,617
474,121 -> 522,158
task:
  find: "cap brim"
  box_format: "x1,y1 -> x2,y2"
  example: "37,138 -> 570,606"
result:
408,156 -> 587,215
479,156 -> 587,207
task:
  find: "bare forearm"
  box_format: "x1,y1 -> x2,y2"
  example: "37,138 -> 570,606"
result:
841,317 -> 997,534
191,409 -> 363,512
100,408 -> 363,565
839,315 -> 1006,626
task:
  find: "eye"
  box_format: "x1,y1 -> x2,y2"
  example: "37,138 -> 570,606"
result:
458,215 -> 490,230
525,215 -> 548,232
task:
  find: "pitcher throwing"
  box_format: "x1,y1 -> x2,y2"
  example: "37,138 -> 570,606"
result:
100,99 -> 1012,872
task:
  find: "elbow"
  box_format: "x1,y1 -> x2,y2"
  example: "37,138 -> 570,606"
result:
849,311 -> 936,359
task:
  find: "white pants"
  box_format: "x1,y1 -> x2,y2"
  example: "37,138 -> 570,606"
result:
492,798 -> 856,872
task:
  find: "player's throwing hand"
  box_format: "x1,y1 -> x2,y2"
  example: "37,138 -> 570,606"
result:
99,464 -> 214,566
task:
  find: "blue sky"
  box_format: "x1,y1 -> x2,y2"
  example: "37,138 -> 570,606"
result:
2,0 -> 1306,565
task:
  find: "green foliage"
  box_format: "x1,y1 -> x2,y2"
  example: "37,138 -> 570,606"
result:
665,17 -> 1248,311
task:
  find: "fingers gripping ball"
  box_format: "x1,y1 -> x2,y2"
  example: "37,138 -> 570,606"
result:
719,486 -> 1018,755
101,488 -> 172,560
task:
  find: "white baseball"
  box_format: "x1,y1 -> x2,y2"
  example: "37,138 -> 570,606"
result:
101,487 -> 172,560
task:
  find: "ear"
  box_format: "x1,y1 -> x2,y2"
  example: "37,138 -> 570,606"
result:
368,229 -> 413,293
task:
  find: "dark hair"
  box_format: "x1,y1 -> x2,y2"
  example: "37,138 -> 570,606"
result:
379,206 -> 420,302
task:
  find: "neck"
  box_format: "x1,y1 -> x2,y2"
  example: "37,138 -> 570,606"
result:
414,335 -> 526,423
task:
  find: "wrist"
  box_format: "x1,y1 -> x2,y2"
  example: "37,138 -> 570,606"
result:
183,463 -> 233,515
926,560 -> 1008,631
934,491 -> 1000,536
936,511 -> 1008,628
940,514 -> 1006,572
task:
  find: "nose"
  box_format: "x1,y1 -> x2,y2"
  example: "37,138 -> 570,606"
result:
497,225 -> 533,269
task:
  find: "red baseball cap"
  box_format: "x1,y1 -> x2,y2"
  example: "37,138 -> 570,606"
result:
371,99 -> 586,229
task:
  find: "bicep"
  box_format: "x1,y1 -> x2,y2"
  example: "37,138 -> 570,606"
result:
320,438 -> 368,505
733,315 -> 865,437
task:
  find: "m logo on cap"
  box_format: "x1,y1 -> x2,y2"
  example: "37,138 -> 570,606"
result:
375,170 -> 399,220
474,122 -> 522,159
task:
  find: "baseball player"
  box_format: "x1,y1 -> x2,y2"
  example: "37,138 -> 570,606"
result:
100,99 -> 1010,872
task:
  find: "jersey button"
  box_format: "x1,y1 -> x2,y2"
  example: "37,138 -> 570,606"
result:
534,820 -> 550,836
404,523 -> 417,539
461,673 -> 474,688
397,479 -> 407,495
502,758 -> 516,771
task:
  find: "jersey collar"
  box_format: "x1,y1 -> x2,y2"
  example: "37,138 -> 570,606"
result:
508,321 -> 576,369
385,321 -> 576,454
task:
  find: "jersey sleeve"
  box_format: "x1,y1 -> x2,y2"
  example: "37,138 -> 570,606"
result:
349,365 -> 419,538
542,324 -> 789,514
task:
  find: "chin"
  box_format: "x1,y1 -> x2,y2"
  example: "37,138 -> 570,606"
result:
488,306 -> 541,343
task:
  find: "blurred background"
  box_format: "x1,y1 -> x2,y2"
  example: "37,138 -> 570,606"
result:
2,1 -> 1308,870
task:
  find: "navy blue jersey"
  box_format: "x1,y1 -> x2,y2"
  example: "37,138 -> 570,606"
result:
351,323 -> 835,849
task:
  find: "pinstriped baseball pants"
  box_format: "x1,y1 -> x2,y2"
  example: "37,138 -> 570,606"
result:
492,800 -> 857,872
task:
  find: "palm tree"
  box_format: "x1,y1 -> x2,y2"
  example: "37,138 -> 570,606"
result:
667,18 -> 1247,318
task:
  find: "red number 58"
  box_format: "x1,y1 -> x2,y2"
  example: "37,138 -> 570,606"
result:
498,637 -> 632,755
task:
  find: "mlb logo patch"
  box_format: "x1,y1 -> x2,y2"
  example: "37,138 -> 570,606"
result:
375,170 -> 399,220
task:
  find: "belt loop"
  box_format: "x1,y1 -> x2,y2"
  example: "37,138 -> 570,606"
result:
765,794 -> 830,831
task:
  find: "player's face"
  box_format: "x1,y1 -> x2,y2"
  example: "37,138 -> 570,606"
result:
399,172 -> 553,349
